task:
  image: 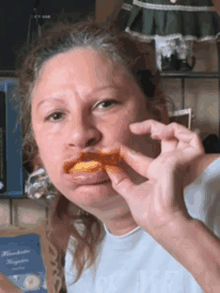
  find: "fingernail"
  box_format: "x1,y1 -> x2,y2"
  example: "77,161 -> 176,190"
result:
105,167 -> 118,182
128,149 -> 139,158
129,123 -> 139,130
151,134 -> 161,140
101,147 -> 112,154
105,166 -> 120,174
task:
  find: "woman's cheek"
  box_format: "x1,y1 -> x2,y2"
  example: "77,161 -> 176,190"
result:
38,134 -> 61,171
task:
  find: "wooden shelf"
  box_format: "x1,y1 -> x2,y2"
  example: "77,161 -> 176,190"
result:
159,71 -> 220,112
160,72 -> 219,78
0,70 -> 17,78
1,71 -> 219,79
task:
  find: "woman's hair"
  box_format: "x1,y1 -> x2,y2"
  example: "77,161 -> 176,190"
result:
16,17 -> 173,292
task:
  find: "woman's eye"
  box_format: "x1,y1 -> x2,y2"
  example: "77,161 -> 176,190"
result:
46,112 -> 65,122
96,99 -> 118,110
45,100 -> 119,121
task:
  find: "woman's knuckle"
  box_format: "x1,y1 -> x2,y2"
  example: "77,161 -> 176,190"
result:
194,131 -> 201,139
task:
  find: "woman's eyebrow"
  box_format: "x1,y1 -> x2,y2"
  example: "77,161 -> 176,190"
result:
36,97 -> 67,112
86,85 -> 120,97
36,85 -> 121,112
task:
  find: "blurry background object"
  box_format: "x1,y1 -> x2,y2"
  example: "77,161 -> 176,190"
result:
168,108 -> 193,129
0,0 -> 96,71
213,0 -> 220,13
27,0 -> 51,46
203,133 -> 220,153
116,0 -> 220,72
0,81 -> 24,199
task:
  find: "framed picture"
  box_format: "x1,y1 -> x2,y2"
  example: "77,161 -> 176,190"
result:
168,108 -> 192,130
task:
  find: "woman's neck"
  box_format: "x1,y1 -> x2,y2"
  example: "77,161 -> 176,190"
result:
103,212 -> 139,236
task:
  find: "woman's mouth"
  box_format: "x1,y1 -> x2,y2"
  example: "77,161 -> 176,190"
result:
63,150 -> 122,174
63,170 -> 111,185
62,150 -> 123,185
85,179 -> 111,185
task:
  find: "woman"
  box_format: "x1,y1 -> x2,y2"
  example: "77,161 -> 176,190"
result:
13,18 -> 220,293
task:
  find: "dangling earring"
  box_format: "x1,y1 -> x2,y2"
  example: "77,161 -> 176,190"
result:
77,208 -> 90,217
25,168 -> 56,200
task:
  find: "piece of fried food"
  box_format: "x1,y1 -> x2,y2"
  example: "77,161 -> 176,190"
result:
69,160 -> 103,174
63,150 -> 123,174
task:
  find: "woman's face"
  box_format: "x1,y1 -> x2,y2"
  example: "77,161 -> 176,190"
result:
31,48 -> 160,218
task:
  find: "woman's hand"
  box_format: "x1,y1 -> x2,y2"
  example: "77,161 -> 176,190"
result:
104,120 -> 205,237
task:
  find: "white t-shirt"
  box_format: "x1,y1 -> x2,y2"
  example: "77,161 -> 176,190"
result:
65,156 -> 220,293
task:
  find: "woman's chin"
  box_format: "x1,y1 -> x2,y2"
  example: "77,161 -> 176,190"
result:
63,178 -> 118,205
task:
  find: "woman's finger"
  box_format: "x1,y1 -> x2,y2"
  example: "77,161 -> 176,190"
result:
129,119 -> 166,135
120,145 -> 154,178
158,124 -> 204,154
102,144 -> 153,179
104,165 -> 136,197
130,120 -> 188,138
104,163 -> 149,204
130,120 -> 204,154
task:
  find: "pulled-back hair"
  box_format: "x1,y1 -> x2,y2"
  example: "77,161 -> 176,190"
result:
16,17 -> 172,293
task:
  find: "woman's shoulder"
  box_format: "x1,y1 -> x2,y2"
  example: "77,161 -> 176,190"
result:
194,153 -> 220,175
185,154 -> 220,187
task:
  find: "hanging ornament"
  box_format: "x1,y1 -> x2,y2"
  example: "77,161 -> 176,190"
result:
117,0 -> 220,72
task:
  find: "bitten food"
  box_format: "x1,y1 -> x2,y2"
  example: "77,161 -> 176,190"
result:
69,161 -> 103,174
63,150 -> 123,174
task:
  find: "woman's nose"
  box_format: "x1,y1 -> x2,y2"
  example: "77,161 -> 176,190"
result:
66,118 -> 101,149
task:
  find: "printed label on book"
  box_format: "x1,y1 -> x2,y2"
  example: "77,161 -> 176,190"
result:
0,234 -> 47,292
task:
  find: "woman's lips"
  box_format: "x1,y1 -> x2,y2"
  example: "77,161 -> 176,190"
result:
62,150 -> 123,185
63,150 -> 122,174
63,170 -> 110,185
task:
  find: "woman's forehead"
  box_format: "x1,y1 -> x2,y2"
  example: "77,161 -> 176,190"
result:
38,48 -> 125,79
33,48 -> 134,99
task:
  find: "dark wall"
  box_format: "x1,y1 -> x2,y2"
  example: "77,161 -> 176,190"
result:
0,0 -> 96,71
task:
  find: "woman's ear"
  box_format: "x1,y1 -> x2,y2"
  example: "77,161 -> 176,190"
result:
33,154 -> 44,171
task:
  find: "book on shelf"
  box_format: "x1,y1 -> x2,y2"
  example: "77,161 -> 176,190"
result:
0,80 -> 25,198
0,233 -> 47,292
0,90 -> 6,194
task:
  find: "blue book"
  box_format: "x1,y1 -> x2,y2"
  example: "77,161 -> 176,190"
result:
0,90 -> 6,194
0,234 -> 47,292
0,79 -> 24,198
